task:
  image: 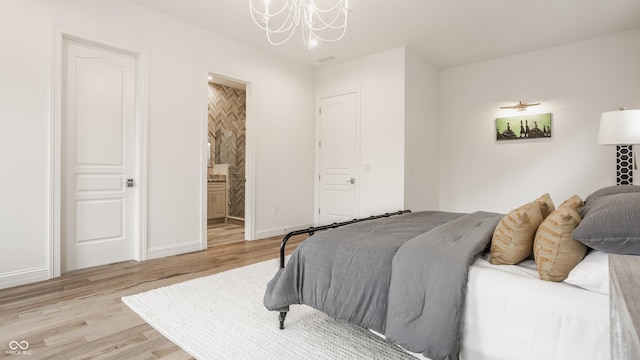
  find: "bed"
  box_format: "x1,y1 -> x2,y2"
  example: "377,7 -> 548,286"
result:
263,185 -> 640,360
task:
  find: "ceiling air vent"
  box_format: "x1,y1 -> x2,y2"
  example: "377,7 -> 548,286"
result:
317,56 -> 336,63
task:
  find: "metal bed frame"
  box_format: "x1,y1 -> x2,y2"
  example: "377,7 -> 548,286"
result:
275,209 -> 411,329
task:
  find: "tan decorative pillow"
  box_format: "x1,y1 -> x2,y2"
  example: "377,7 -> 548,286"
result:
490,202 -> 544,265
535,193 -> 555,219
534,195 -> 587,282
558,194 -> 584,210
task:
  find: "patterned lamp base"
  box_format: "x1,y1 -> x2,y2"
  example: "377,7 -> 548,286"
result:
617,145 -> 633,185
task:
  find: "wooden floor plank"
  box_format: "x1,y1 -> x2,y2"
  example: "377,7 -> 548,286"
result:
0,223 -> 307,359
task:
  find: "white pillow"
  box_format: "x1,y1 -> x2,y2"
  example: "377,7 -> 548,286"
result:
563,250 -> 609,295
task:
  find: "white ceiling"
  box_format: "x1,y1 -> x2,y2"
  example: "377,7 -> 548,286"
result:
130,0 -> 640,70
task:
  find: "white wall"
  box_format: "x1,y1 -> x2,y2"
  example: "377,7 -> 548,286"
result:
0,0 -> 315,288
404,49 -> 440,211
439,29 -> 640,214
315,47 -> 440,216
316,48 -> 406,216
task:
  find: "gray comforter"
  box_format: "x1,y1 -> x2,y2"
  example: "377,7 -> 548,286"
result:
263,210 -> 502,360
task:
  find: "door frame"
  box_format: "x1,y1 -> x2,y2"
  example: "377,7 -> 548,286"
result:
200,66 -> 255,244
50,26 -> 149,278
314,89 -> 361,224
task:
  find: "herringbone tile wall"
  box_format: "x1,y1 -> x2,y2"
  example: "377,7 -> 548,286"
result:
208,83 -> 246,219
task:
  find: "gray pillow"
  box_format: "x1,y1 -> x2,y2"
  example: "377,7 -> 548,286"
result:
572,193 -> 640,255
580,185 -> 640,217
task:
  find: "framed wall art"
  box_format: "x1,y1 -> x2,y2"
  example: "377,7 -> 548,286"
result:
496,113 -> 552,141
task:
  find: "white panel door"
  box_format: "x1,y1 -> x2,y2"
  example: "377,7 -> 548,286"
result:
319,92 -> 358,224
62,38 -> 137,272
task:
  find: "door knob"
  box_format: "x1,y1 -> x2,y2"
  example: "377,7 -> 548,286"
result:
124,178 -> 135,188
346,178 -> 355,184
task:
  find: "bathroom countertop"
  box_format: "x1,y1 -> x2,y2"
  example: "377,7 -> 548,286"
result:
208,175 -> 227,182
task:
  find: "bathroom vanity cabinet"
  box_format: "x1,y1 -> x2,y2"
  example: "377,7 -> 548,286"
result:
207,182 -> 226,220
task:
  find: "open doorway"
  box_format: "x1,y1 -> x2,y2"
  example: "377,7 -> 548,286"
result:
206,75 -> 247,247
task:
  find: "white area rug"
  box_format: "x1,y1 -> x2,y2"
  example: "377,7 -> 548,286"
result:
122,258 -> 417,360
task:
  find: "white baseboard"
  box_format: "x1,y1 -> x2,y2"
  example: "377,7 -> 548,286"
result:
0,267 -> 49,290
254,222 -> 313,240
147,240 -> 203,260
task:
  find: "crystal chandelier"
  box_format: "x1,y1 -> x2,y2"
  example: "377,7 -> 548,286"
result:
249,0 -> 351,49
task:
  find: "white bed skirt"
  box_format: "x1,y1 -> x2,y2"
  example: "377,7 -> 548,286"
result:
374,257 -> 609,360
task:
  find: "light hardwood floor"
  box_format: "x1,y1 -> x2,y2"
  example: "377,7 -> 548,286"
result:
0,231 -> 306,360
207,221 -> 245,247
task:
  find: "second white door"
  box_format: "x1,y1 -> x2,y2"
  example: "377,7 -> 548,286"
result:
318,92 -> 359,224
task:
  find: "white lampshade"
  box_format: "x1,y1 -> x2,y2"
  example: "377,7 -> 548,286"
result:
597,109 -> 640,145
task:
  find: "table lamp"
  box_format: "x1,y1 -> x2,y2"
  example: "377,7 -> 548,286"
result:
597,107 -> 640,185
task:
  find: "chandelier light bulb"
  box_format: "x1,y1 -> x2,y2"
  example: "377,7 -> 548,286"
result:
308,36 -> 318,48
249,0 -> 351,48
